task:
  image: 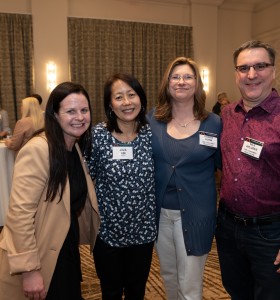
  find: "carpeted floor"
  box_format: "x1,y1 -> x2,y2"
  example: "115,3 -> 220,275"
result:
80,239 -> 230,300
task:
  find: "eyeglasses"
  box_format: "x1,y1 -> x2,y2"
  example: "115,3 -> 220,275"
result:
235,62 -> 274,73
169,74 -> 196,83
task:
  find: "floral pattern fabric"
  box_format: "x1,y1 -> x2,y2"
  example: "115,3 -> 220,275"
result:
87,123 -> 157,247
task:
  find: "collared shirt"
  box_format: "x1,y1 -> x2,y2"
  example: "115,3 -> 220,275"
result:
220,89 -> 280,217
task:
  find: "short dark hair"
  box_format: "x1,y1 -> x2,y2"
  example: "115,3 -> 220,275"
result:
233,40 -> 276,66
104,73 -> 147,133
30,93 -> 43,105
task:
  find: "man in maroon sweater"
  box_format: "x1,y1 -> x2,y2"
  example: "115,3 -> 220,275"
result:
216,40 -> 280,300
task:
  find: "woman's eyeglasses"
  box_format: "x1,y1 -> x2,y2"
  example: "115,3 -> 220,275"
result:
169,74 -> 196,83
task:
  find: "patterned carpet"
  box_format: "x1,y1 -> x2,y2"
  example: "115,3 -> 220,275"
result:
80,239 -> 230,300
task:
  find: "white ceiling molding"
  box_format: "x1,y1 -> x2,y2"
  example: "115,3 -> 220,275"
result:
114,0 -> 190,5
254,27 -> 280,41
219,1 -> 255,12
254,0 -> 280,12
190,0 -> 224,5
218,0 -> 275,12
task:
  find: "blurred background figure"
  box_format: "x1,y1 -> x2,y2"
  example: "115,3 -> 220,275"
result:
0,105 -> 11,138
5,97 -> 44,152
212,92 -> 230,116
30,93 -> 43,106
30,93 -> 45,115
220,97 -> 230,114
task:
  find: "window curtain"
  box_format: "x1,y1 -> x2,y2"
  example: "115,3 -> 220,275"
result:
0,13 -> 34,130
68,18 -> 193,124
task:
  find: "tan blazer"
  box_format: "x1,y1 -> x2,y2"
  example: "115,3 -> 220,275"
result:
5,117 -> 35,152
0,134 -> 100,300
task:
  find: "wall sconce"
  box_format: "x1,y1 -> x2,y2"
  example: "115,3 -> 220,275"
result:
46,62 -> 57,92
201,68 -> 209,93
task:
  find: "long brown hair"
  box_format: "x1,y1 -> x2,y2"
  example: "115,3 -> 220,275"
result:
44,82 -> 92,202
155,57 -> 208,122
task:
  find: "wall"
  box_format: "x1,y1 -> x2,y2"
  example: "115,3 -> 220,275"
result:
217,0 -> 280,102
0,0 -> 30,13
31,0 -> 68,105
253,0 -> 280,92
191,1 -> 221,108
0,0 -> 280,109
217,7 -> 253,102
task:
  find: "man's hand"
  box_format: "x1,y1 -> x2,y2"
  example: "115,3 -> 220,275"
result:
274,249 -> 280,273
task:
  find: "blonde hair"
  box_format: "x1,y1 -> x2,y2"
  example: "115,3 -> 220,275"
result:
21,97 -> 44,130
217,92 -> 228,101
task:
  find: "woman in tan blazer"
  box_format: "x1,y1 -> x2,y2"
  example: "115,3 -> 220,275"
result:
0,82 -> 100,300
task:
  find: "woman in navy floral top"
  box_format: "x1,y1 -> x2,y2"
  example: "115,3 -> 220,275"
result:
87,73 -> 157,299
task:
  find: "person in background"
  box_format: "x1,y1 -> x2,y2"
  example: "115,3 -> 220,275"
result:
30,93 -> 43,106
0,81 -> 100,300
5,97 -> 44,152
87,73 -> 157,300
147,57 -> 221,300
219,97 -> 230,113
216,40 -> 280,300
212,91 -> 230,115
0,105 -> 11,138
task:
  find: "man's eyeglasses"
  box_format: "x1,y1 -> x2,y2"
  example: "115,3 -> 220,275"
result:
169,74 -> 196,83
235,62 -> 274,73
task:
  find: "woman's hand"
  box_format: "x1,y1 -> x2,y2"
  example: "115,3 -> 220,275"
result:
22,270 -> 47,299
4,138 -> 11,147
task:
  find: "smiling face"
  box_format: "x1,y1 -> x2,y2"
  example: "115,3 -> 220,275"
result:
169,64 -> 196,103
55,93 -> 91,150
110,79 -> 141,127
235,47 -> 275,108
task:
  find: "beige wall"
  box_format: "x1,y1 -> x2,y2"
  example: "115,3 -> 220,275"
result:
31,0 -> 68,106
217,8 -> 253,102
0,0 -> 280,109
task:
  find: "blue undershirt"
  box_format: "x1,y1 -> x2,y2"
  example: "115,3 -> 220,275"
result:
162,129 -> 196,210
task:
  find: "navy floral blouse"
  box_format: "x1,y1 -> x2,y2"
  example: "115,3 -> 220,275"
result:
87,122 -> 157,247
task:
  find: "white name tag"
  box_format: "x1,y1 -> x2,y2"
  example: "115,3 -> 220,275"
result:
199,131 -> 217,148
241,137 -> 264,160
112,146 -> 133,160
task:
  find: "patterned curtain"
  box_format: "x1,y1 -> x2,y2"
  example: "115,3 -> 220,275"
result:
68,18 -> 193,124
0,13 -> 34,130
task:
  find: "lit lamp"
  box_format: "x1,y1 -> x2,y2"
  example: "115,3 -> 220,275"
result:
201,68 -> 209,93
46,62 -> 57,92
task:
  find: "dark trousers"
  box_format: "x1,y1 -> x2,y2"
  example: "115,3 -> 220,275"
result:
93,236 -> 154,300
215,209 -> 280,300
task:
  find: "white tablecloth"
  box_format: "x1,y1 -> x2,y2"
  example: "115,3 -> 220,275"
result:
0,143 -> 15,226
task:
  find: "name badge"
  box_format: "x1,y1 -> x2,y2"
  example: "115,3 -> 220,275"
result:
241,137 -> 264,160
112,146 -> 133,160
199,131 -> 218,148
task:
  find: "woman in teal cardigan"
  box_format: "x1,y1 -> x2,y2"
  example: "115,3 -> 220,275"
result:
147,57 -> 221,300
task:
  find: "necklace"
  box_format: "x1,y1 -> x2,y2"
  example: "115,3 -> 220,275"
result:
173,118 -> 195,128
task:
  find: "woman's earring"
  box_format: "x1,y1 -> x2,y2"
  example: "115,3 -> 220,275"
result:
109,109 -> 114,119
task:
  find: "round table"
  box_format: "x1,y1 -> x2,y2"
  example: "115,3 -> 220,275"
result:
0,143 -> 15,226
